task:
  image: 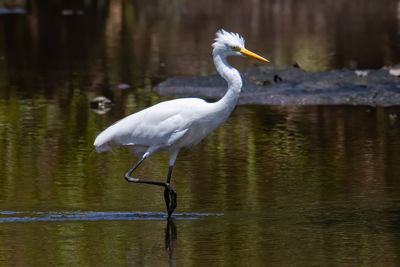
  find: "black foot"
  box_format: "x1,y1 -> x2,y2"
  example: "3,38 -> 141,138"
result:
124,171 -> 177,216
164,183 -> 177,217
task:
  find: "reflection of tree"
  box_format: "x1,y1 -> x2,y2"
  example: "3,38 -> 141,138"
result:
1,86 -> 400,265
1,0 -> 399,102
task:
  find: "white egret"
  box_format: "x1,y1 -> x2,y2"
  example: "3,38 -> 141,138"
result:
94,29 -> 269,217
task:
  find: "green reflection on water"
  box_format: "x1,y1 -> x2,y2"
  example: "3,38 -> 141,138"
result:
1,89 -> 400,265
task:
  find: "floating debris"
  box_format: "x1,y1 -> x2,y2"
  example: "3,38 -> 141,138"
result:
251,75 -> 282,86
293,62 -> 301,68
389,68 -> 400,77
117,83 -> 131,90
252,77 -> 271,86
274,74 -> 283,83
355,70 -> 369,77
61,9 -> 84,16
0,8 -> 27,15
389,113 -> 397,122
90,96 -> 113,114
255,80 -> 271,86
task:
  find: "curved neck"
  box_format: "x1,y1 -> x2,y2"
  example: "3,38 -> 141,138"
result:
213,53 -> 242,108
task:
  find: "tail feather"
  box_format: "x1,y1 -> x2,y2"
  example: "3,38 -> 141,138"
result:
94,125 -> 120,152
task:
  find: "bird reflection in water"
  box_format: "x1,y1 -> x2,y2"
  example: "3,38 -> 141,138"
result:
165,218 -> 177,266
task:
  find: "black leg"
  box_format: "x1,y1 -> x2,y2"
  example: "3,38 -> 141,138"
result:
125,157 -> 166,187
125,158 -> 177,217
164,166 -> 177,217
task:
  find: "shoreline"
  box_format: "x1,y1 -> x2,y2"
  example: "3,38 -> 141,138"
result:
154,66 -> 400,106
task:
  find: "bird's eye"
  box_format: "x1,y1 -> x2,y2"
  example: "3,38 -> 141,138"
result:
231,46 -> 241,52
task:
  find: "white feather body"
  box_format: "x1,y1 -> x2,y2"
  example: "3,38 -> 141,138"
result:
94,97 -> 234,155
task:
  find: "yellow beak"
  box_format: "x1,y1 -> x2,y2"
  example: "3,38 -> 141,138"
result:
240,48 -> 270,63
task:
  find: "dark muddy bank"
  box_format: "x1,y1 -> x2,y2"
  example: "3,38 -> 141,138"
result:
155,67 -> 400,106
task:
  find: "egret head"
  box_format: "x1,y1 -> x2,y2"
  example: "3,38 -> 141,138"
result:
212,29 -> 269,62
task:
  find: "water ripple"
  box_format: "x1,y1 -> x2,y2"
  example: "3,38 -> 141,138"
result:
0,210 -> 223,223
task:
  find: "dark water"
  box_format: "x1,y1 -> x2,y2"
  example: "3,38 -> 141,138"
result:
1,0 -> 400,266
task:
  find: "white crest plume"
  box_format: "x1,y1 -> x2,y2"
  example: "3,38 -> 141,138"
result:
212,29 -> 245,51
